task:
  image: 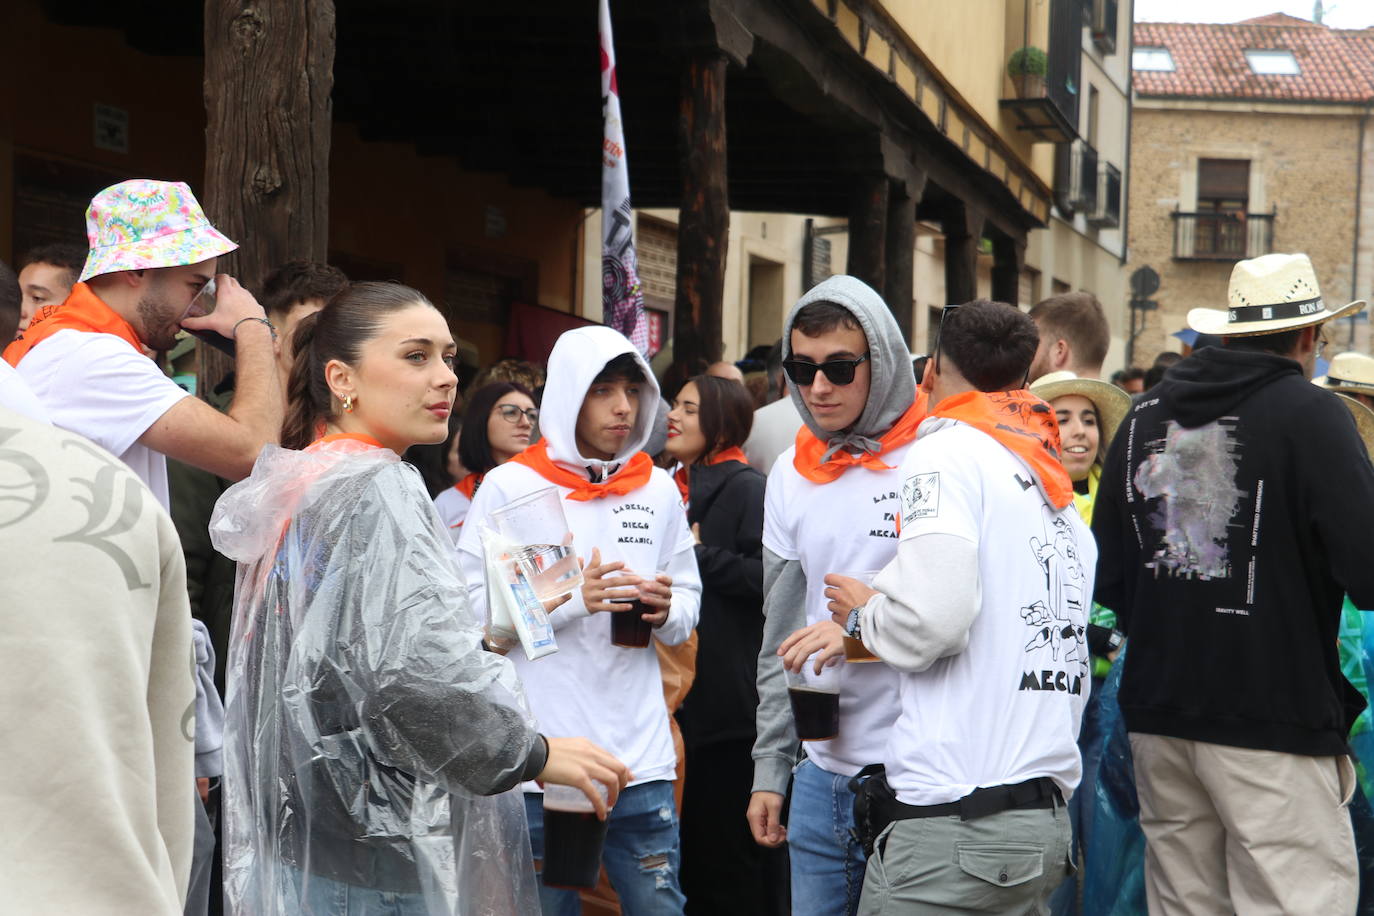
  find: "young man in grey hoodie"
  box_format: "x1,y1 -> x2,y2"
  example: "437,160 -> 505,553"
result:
748,276 -> 925,916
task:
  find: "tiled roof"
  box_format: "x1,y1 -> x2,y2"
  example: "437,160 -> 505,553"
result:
1133,16 -> 1374,102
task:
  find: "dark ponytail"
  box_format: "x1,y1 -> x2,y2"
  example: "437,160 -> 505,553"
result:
280,281 -> 437,449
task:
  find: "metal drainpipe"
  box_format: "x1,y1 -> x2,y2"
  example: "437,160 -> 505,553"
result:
1352,103 -> 1371,348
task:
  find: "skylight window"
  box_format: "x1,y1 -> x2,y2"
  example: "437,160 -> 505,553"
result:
1245,49 -> 1300,75
1132,47 -> 1175,72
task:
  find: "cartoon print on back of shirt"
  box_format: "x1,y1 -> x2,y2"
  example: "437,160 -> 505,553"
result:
1019,506 -> 1088,693
1134,418 -> 1247,581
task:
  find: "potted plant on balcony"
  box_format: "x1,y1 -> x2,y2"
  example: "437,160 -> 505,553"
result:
1008,47 -> 1048,98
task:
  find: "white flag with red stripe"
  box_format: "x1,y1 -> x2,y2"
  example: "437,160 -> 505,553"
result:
599,0 -> 650,355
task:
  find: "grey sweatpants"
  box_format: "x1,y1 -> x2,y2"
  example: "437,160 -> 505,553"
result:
857,802 -> 1072,915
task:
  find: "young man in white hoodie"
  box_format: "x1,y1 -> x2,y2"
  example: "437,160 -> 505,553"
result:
457,326 -> 701,915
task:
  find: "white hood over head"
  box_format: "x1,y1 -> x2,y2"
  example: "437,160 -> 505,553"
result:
540,326 -> 660,476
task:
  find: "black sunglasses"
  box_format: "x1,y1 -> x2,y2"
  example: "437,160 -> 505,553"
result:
782,352 -> 872,387
932,304 -> 959,374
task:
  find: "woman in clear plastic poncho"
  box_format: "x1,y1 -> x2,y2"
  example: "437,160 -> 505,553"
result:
210,282 -> 629,915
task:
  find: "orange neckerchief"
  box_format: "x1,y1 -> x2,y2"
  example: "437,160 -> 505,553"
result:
509,438 -> 653,501
4,282 -> 145,366
793,393 -> 928,485
306,432 -> 387,452
454,472 -> 483,501
930,389 -> 1073,510
673,446 -> 750,504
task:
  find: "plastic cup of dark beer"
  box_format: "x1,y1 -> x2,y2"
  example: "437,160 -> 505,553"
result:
607,571 -> 656,648
541,784 -> 611,889
785,653 -> 843,741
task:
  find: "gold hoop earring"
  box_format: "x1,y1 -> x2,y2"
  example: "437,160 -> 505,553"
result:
342,394 -> 355,413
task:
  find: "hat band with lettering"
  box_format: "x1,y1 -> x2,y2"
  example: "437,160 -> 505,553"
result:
1227,296 -> 1323,324
1328,374 -> 1374,392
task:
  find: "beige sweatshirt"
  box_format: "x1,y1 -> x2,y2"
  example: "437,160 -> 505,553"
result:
0,406 -> 194,913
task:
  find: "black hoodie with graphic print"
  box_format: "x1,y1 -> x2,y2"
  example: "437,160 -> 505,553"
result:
1092,346 -> 1374,756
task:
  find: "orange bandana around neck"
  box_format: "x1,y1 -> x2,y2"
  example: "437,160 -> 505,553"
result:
307,432 -> 387,452
509,438 -> 654,501
4,282 -> 145,367
454,472 -> 483,501
672,446 -> 749,504
930,389 -> 1074,510
793,393 -> 928,485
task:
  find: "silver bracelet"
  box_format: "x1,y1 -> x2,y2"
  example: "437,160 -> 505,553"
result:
232,316 -> 277,341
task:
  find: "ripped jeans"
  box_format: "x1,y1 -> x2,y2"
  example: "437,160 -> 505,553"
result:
525,780 -> 686,916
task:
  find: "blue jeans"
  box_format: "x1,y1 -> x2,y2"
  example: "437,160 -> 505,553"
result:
526,780 -> 685,916
787,757 -> 867,916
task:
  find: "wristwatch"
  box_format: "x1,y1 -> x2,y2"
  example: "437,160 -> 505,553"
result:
845,605 -> 864,641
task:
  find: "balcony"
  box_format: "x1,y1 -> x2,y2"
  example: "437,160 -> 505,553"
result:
1172,209 -> 1276,260
1087,161 -> 1122,228
1054,139 -> 1098,217
999,0 -> 1082,144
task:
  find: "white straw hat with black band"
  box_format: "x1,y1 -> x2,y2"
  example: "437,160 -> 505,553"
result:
1187,253 -> 1365,338
1314,352 -> 1374,396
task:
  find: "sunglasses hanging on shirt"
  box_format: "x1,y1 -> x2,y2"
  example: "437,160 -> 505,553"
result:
782,352 -> 872,387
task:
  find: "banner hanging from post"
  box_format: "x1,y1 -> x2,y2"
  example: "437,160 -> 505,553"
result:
599,0 -> 650,356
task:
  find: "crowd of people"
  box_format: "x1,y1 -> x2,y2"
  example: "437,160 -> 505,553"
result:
4,177 -> 1374,916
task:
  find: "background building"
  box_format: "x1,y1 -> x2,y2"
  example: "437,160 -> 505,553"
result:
1126,12 -> 1374,364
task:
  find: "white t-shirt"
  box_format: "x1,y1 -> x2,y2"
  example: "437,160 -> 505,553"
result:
16,330 -> 190,510
883,421 -> 1095,805
0,360 -> 51,423
745,396 -> 803,475
763,442 -> 910,778
433,485 -> 473,544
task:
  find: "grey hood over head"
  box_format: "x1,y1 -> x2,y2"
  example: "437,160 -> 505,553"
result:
783,275 -> 915,461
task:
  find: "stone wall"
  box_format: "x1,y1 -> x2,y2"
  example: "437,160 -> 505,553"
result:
1126,106 -> 1363,364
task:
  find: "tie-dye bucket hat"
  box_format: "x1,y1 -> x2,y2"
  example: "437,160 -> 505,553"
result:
78,179 -> 238,282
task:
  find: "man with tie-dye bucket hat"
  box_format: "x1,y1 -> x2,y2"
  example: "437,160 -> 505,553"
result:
3,178 -> 285,505
2,180 -> 284,914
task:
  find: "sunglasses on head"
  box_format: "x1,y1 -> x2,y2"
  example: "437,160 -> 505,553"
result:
782,352 -> 871,387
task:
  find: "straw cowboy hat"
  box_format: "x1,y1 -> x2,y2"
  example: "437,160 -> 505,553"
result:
1335,393 -> 1374,461
1030,371 -> 1131,444
1187,253 -> 1365,338
1314,352 -> 1374,397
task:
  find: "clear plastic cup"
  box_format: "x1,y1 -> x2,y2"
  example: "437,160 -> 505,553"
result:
827,570 -> 882,662
490,487 -> 583,600
785,654 -> 843,741
541,783 -> 611,889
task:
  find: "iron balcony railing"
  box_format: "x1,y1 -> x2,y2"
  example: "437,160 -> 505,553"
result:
1055,139 -> 1098,216
1172,209 -> 1276,260
1087,161 -> 1122,228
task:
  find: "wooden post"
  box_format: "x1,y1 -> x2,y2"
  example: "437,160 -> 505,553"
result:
201,0 -> 334,396
671,52 -> 729,374
847,173 -> 888,293
884,181 -> 916,344
991,233 -> 1028,307
943,201 -> 984,306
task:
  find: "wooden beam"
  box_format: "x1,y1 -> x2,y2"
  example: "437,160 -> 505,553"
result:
884,178 -> 920,344
671,51 -> 730,373
991,233 -> 1028,308
847,172 -> 887,293
942,200 -> 984,306
202,0 -> 334,396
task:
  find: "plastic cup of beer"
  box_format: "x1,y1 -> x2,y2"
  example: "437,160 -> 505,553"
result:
490,486 -> 583,600
830,570 -> 882,662
607,570 -> 654,648
785,653 -> 843,741
541,783 -> 611,889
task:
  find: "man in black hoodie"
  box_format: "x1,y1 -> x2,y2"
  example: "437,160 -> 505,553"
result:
1092,253 -> 1374,915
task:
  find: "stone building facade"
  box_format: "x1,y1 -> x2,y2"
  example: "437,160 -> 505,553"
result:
1127,14 -> 1374,364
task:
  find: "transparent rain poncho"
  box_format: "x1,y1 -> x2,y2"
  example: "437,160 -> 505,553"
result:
210,439 -> 541,915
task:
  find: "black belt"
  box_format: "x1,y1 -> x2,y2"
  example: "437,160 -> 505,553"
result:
879,776 -> 1061,823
